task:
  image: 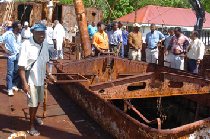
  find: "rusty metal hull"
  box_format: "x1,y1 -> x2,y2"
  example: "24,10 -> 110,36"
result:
59,83 -> 210,139
52,56 -> 210,99
48,55 -> 210,138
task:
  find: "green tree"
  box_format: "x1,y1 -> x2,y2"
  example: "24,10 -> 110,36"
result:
58,0 -> 210,21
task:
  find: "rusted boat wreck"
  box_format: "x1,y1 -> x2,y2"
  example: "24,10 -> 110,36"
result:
45,1 -> 210,138
1,0 -> 210,138
47,54 -> 210,138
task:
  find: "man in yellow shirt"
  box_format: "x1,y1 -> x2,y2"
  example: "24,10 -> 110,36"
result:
128,23 -> 143,61
92,22 -> 109,56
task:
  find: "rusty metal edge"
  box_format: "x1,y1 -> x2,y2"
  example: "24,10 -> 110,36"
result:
59,82 -> 210,139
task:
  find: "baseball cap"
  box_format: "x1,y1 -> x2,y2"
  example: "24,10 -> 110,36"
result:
24,21 -> 29,26
133,23 -> 141,28
30,23 -> 47,32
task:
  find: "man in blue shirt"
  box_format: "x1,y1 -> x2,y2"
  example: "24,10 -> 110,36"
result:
145,24 -> 165,63
88,22 -> 97,39
164,28 -> 174,67
107,22 -> 122,56
2,21 -> 22,96
88,22 -> 98,56
122,26 -> 129,58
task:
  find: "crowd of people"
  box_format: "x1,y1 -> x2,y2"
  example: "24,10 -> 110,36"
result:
0,20 -> 66,136
89,21 -> 205,74
0,19 -> 66,96
0,19 -> 206,136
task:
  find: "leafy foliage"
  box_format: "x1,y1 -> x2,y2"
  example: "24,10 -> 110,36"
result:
59,0 -> 210,21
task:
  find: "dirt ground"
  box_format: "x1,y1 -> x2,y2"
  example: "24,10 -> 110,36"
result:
0,56 -> 113,139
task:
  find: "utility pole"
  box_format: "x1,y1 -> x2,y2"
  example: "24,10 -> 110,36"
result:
74,0 -> 92,57
134,1 -> 138,23
47,0 -> 54,23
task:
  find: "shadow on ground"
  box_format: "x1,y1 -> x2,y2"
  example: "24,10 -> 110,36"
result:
47,84 -> 113,139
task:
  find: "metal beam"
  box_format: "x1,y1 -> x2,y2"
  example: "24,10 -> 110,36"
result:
98,87 -> 210,100
89,72 -> 154,91
90,72 -> 210,100
124,100 -> 161,130
60,81 -> 210,138
162,72 -> 210,86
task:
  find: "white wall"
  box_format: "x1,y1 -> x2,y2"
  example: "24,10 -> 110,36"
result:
139,26 -> 150,43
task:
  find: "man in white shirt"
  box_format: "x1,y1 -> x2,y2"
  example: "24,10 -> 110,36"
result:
46,22 -> 54,59
187,31 -> 205,73
53,20 -> 65,59
18,23 -> 49,136
21,21 -> 32,42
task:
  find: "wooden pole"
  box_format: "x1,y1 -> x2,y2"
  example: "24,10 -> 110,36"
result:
74,0 -> 92,57
43,82 -> 48,118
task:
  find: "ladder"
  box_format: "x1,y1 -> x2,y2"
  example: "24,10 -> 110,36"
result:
3,0 -> 15,22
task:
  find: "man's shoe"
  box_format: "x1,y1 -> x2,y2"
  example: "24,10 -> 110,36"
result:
8,89 -> 14,96
27,128 -> 40,136
12,86 -> 19,92
35,118 -> 44,125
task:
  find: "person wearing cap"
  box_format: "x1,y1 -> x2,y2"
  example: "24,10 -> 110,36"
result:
2,21 -> 22,96
18,23 -> 49,136
53,20 -> 65,59
168,27 -> 189,70
92,22 -> 109,56
145,24 -> 165,64
107,22 -> 123,56
21,21 -> 32,42
128,23 -> 143,61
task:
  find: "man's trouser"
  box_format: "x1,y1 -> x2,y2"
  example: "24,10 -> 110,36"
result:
48,45 -> 56,60
129,48 -> 141,61
27,85 -> 44,107
7,54 -> 19,90
171,54 -> 184,70
55,49 -> 63,59
187,59 -> 199,73
110,44 -> 118,55
164,52 -> 173,67
55,41 -> 64,59
124,45 -> 129,58
145,48 -> 158,64
120,44 -> 124,58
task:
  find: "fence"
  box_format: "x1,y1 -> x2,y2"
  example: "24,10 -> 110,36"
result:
200,30 -> 210,46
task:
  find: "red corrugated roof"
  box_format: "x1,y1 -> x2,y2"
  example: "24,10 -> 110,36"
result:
116,5 -> 210,28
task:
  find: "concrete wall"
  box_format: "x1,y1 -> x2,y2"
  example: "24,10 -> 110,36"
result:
61,5 -> 103,42
0,2 -> 43,26
62,5 -> 103,32
0,2 -> 103,27
0,2 -> 103,42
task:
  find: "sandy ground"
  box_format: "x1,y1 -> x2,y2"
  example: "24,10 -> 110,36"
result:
0,56 -> 113,139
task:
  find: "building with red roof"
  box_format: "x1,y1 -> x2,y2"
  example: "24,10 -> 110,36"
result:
116,5 -> 210,43
116,5 -> 210,29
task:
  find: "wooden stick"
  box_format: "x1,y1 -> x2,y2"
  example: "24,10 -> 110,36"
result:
43,82 -> 48,118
